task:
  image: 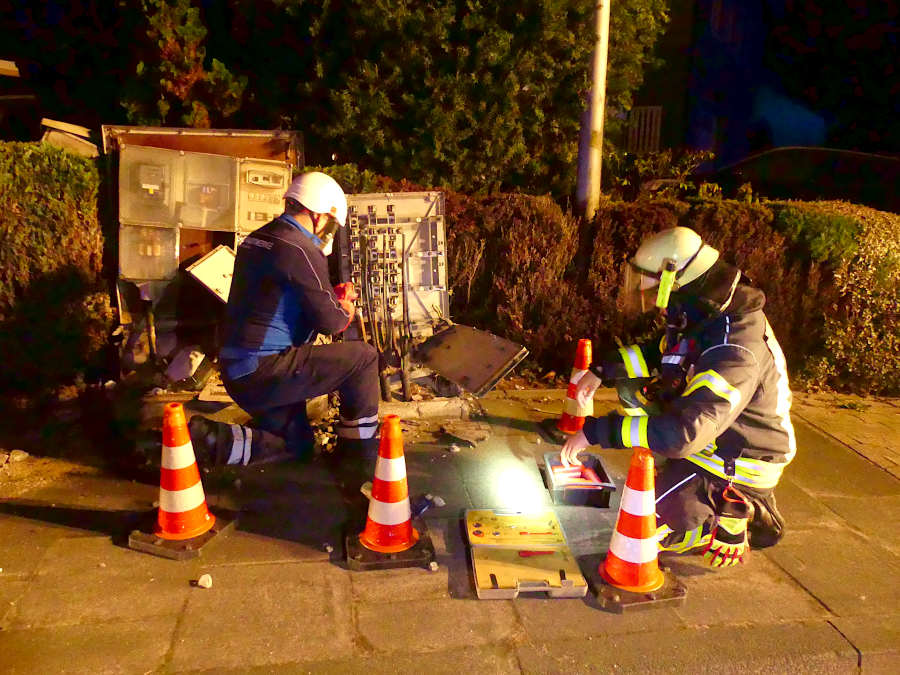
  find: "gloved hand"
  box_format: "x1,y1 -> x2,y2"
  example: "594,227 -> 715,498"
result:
334,282 -> 357,325
574,370 -> 601,410
334,282 -> 358,302
703,485 -> 751,568
560,429 -> 591,466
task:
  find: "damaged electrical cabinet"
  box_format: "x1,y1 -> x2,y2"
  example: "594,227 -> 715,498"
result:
337,192 -> 528,401
105,128 -> 526,398
104,125 -> 299,383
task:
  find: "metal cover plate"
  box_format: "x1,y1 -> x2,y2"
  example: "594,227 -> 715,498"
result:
413,324 -> 528,397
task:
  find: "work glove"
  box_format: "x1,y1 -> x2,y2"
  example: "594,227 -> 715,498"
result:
560,429 -> 591,467
334,282 -> 358,302
574,370 -> 602,410
703,485 -> 750,568
333,282 -> 357,325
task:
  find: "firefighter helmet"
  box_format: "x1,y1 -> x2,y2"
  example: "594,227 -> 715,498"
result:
621,227 -> 720,316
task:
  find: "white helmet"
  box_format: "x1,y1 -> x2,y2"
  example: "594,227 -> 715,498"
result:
283,171 -> 347,227
621,227 -> 720,316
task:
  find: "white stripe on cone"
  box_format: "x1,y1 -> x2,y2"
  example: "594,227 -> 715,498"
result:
367,498 -> 412,526
159,481 -> 206,514
162,442 -> 197,470
374,456 -> 408,482
621,487 -> 655,516
609,531 -> 659,564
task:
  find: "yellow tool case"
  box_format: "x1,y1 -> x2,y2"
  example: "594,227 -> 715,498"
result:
465,509 -> 587,599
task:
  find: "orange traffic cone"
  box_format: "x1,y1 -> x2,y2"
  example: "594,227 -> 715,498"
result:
558,338 -> 594,434
600,446 -> 664,593
358,415 -> 419,553
155,402 -> 216,540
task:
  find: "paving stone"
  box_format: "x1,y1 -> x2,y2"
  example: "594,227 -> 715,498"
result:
0,514 -> 79,577
170,562 -> 354,671
0,578 -> 28,630
349,564 -> 450,604
819,494 -> 900,555
790,419 -> 900,498
18,472 -> 159,512
356,597 -> 520,653
830,614 -> 900,673
0,617 -> 175,675
477,398 -> 556,436
515,620 -> 858,673
669,552 -> 830,626
515,593 -> 686,639
198,528 -> 334,565
770,475 -> 845,532
12,537 -> 196,628
35,532 -> 200,576
178,644 -> 521,674
765,528 -> 900,617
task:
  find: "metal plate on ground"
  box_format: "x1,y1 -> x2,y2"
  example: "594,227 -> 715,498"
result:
465,509 -> 587,599
595,564 -> 687,613
414,324 -> 528,397
345,519 -> 436,571
128,514 -> 235,560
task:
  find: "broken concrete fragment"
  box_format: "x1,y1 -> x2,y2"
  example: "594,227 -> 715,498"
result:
9,450 -> 29,463
197,574 -> 212,589
440,421 -> 492,447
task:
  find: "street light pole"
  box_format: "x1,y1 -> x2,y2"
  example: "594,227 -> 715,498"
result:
577,0 -> 611,220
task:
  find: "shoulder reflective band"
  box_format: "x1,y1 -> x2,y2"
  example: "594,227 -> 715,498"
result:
656,259 -> 678,309
682,369 -> 742,411
620,415 -> 649,448
618,345 -> 650,378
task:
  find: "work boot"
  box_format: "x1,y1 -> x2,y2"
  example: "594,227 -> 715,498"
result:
187,415 -> 293,469
746,492 -> 786,549
326,437 -> 379,500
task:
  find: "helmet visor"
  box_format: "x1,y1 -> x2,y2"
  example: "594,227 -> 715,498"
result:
620,264 -> 660,319
316,213 -> 341,256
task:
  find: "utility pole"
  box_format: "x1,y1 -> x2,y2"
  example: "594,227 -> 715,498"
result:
576,1 -> 611,220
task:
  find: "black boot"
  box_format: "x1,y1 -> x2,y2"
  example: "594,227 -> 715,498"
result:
747,492 -> 786,549
325,437 -> 379,499
187,415 -> 292,469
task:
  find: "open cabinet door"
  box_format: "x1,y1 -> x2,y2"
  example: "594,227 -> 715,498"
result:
413,324 -> 528,397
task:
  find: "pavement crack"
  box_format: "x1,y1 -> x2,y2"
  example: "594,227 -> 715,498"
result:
826,619 -> 863,669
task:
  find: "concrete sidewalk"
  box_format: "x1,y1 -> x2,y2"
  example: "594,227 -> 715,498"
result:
0,387 -> 898,674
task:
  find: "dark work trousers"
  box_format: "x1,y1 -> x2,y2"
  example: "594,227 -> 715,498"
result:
654,458 -> 774,533
222,340 -> 379,456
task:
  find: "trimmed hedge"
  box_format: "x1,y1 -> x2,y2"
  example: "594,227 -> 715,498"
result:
316,163 -> 898,394
446,192 -> 899,395
5,153 -> 891,395
0,142 -> 114,392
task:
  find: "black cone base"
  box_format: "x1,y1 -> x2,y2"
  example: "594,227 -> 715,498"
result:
346,518 -> 436,571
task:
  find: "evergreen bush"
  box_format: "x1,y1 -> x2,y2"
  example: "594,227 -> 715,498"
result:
0,142 -> 114,392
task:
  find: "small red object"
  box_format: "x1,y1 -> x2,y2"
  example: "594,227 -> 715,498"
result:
518,550 -> 554,557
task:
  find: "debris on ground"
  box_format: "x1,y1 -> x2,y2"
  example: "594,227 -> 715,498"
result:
439,420 -> 491,447
196,574 -> 213,589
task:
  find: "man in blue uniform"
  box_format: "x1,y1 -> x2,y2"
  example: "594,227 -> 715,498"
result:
562,227 -> 793,567
190,172 -> 380,482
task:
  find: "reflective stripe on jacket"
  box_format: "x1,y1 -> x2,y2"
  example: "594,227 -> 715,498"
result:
582,287 -> 796,490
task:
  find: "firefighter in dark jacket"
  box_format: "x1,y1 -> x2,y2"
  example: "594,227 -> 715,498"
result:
189,172 -> 380,480
561,227 -> 793,567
